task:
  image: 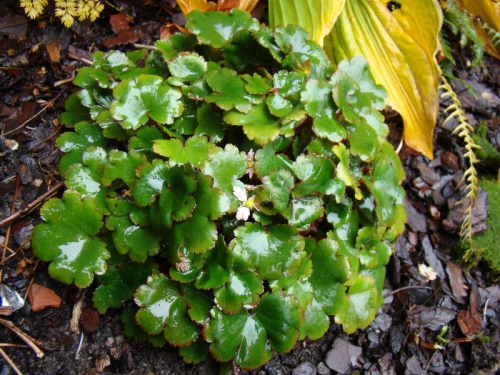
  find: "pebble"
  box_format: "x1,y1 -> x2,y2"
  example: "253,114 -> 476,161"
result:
317,362 -> 330,375
325,338 -> 361,375
292,362 -> 316,375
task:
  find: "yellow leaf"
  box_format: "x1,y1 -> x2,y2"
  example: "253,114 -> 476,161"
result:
324,0 -> 442,159
268,0 -> 347,46
176,0 -> 217,14
456,0 -> 500,59
236,0 -> 259,12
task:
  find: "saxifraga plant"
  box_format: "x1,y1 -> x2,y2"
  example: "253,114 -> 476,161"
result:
32,9 -> 406,369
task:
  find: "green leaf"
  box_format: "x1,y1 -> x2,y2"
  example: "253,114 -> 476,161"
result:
224,102 -> 281,145
232,223 -> 305,280
135,274 -> 207,346
205,69 -> 259,113
102,150 -> 147,187
332,143 -> 363,200
292,154 -> 336,196
132,160 -> 169,207
335,274 -> 379,333
153,136 -> 218,167
273,70 -> 307,101
195,237 -> 231,290
57,122 -> 106,176
179,340 -> 209,364
204,292 -> 302,369
93,252 -> 158,313
111,75 -> 183,130
128,126 -> 163,155
261,169 -> 294,213
202,145 -> 248,211
105,215 -> 161,263
168,52 -> 207,82
186,9 -> 259,48
286,196 -> 324,229
300,298 -> 330,340
193,173 -> 230,221
215,269 -> 263,313
32,191 -> 108,287
195,103 -> 227,143
266,92 -> 293,117
156,33 -> 198,60
312,117 -> 346,143
301,79 -> 336,118
243,73 -> 273,94
168,213 -> 218,255
254,137 -> 294,178
59,93 -> 92,126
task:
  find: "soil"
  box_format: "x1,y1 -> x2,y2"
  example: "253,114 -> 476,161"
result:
1,1 -> 500,375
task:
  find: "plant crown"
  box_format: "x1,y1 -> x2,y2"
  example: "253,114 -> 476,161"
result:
32,9 -> 406,369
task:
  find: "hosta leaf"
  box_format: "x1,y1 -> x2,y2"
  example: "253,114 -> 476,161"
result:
105,215 -> 161,262
186,9 -> 259,48
335,274 -> 379,333
205,69 -> 259,113
32,191 -> 108,287
224,102 -> 281,145
111,75 -> 183,130
269,0 -> 346,46
132,160 -> 169,207
153,136 -> 218,167
292,154 -> 336,196
102,150 -> 147,187
202,145 -> 248,211
135,274 -> 210,346
324,0 -> 442,158
232,223 -> 305,280
214,269 -> 263,313
57,122 -> 106,176
204,292 -> 302,369
168,52 -> 207,82
93,251 -> 158,313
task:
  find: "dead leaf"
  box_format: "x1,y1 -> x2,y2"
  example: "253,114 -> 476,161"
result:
80,307 -> 101,332
159,23 -> 189,41
28,283 -> 62,312
457,310 -> 481,336
103,30 -> 139,48
110,13 -> 131,34
45,42 -> 61,63
0,15 -> 27,40
446,261 -> 468,300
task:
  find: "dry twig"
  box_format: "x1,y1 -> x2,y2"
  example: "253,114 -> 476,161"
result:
0,318 -> 44,358
0,347 -> 23,375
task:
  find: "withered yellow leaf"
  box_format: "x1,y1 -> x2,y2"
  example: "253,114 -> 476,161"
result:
324,0 -> 443,159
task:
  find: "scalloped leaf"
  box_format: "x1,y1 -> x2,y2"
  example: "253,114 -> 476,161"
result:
168,52 -> 207,82
334,274 -> 379,333
202,145 -> 248,211
57,122 -> 106,176
232,223 -> 305,280
32,191 -> 108,287
178,339 -> 209,364
153,136 -> 218,167
168,213 -> 218,255
224,102 -> 281,145
243,73 -> 273,94
102,150 -> 147,187
135,274 -> 212,346
292,154 -> 336,196
59,93 -> 92,126
332,143 -> 363,200
261,169 -> 294,213
132,160 -> 170,207
214,269 -> 263,313
111,75 -> 183,130
195,103 -> 227,143
254,137 -> 294,178
193,173 -> 230,221
204,292 -> 302,369
186,9 -> 259,48
286,196 -> 324,229
195,237 -> 231,290
105,215 -> 161,262
312,117 -> 346,143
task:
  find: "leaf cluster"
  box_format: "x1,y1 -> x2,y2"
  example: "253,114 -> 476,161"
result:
20,0 -> 104,27
32,9 -> 406,369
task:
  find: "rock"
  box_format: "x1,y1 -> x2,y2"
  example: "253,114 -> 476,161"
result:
405,356 -> 425,375
404,199 -> 427,233
422,236 -> 446,280
317,362 -> 330,375
325,338 -> 361,374
292,362 -> 316,375
28,283 -> 62,312
441,151 -> 459,171
452,79 -> 500,114
416,160 -> 440,185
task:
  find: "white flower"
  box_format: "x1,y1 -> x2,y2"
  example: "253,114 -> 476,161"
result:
418,263 -> 438,282
246,149 -> 255,179
234,186 -> 256,221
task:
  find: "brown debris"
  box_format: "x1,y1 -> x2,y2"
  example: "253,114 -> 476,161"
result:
446,261 -> 468,301
80,308 -> 101,332
45,42 -> 61,63
28,283 -> 62,312
110,13 -> 132,34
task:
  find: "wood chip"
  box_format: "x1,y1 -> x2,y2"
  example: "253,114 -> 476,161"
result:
45,42 -> 61,63
28,283 -> 61,312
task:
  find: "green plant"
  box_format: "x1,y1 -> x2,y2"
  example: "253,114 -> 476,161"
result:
32,10 -> 406,369
20,0 -> 104,27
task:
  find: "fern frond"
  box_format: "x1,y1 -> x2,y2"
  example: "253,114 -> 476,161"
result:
479,19 -> 500,48
20,0 -> 48,19
440,76 -> 481,260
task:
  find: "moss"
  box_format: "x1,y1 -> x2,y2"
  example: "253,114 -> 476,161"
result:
473,179 -> 500,273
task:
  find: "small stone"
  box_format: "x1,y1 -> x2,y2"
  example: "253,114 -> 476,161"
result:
325,338 -> 362,374
28,283 -> 62,312
441,151 -> 459,171
292,362 -> 316,375
317,362 -> 330,375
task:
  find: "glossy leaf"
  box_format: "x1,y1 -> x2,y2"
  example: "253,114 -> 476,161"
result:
286,196 -> 324,229
192,173 -> 230,221
254,138 -> 294,178
102,150 -> 147,187
324,0 -> 442,158
195,237 -> 231,290
232,223 -> 305,280
186,9 -> 259,48
59,93 -> 92,126
292,154 -> 336,196
153,136 -> 218,167
168,213 -> 218,255
269,0 -> 346,45
178,340 -> 209,364
111,75 -> 183,129
132,160 -> 169,207
204,292 -> 303,369
261,170 -> 294,213
332,143 -> 363,200
168,52 -> 207,82
32,191 -> 108,287
215,269 -> 263,313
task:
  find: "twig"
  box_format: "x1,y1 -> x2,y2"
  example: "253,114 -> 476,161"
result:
0,318 -> 44,358
2,177 -> 20,261
0,347 -> 23,375
70,300 -> 83,334
0,343 -> 28,348
75,332 -> 84,360
0,181 -> 64,228
383,285 -> 434,298
133,43 -> 158,50
1,91 -> 64,137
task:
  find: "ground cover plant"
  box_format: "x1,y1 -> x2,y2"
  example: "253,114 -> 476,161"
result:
30,9 -> 407,369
